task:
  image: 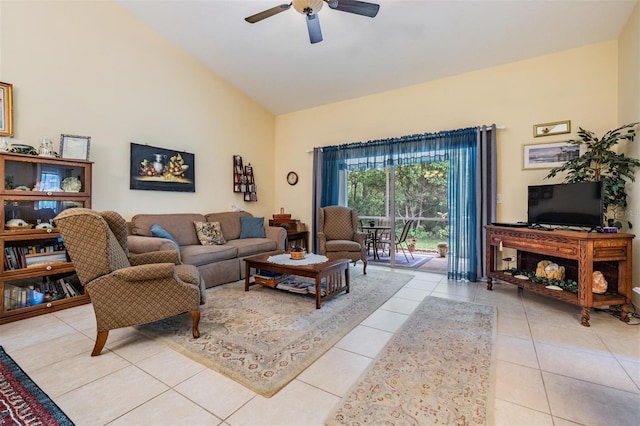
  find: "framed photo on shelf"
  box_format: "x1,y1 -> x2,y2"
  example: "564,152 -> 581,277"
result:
60,134 -> 91,160
0,82 -> 13,137
523,141 -> 581,170
533,120 -> 571,138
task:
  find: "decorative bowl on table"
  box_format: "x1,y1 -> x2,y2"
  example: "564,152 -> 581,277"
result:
289,248 -> 305,260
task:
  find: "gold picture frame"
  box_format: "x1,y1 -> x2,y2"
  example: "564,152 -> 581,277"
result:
60,134 -> 91,160
533,120 -> 571,137
0,82 -> 13,137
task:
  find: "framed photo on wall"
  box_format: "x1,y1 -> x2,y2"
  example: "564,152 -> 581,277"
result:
0,82 -> 13,137
523,141 -> 581,170
130,142 -> 195,192
60,134 -> 91,160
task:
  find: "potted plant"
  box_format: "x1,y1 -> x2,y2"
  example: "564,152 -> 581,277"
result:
545,122 -> 640,229
407,237 -> 417,252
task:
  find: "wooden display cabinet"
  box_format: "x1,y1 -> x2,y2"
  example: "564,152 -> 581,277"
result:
485,225 -> 634,327
1,152 -> 92,324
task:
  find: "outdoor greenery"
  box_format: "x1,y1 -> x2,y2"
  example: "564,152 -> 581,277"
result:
347,162 -> 449,249
545,123 -> 640,229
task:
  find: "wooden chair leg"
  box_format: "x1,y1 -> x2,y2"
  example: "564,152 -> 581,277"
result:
362,257 -> 367,275
91,331 -> 109,356
190,310 -> 201,338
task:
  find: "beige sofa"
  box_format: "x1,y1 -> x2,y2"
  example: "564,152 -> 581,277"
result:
127,211 -> 286,288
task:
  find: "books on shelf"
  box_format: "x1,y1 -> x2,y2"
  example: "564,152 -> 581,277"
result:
2,277 -> 82,311
3,245 -> 68,270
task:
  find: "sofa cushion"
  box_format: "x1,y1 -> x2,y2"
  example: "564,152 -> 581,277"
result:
225,238 -> 277,257
180,244 -> 237,267
150,224 -> 180,248
130,213 -> 204,246
194,221 -> 226,245
240,216 -> 266,239
205,211 -> 252,241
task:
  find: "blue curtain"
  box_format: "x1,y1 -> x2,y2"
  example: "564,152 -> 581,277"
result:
318,127 -> 487,281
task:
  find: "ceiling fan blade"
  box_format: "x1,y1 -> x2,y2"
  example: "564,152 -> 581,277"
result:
327,0 -> 379,18
245,3 -> 292,23
306,14 -> 323,44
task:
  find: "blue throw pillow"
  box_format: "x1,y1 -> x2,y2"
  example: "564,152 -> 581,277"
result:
239,216 -> 266,239
151,224 -> 180,248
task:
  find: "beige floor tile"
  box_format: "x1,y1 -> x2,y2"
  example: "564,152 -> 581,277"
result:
495,360 -> 550,413
599,331 -> 640,363
495,334 -> 539,369
174,368 -> 255,420
9,331 -> 95,371
496,316 -> 532,340
53,303 -> 96,330
494,399 -> 554,426
109,389 -> 222,426
297,347 -> 372,397
56,365 -> 168,425
543,371 -> 640,425
29,349 -> 131,398
536,341 -> 638,393
619,359 -> 640,390
432,281 -> 478,298
136,348 -> 206,387
529,322 -> 610,355
107,332 -> 168,364
551,417 -> 584,425
227,379 -> 339,426
379,296 -> 421,314
334,324 -> 394,358
403,278 -> 439,292
393,286 -> 430,302
360,308 -> 409,333
0,314 -> 78,351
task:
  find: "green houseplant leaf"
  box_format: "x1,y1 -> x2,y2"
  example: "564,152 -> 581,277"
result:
545,123 -> 640,229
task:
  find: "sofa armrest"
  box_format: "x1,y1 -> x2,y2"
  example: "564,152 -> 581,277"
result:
128,235 -> 178,254
265,226 -> 287,251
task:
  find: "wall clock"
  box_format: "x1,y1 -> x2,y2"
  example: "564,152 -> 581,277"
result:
287,171 -> 298,185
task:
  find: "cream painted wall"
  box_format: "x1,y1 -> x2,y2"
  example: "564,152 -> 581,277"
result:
275,41 -> 619,232
618,1 -> 640,304
0,0 -> 276,220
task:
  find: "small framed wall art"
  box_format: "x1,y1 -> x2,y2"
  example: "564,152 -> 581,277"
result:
523,141 -> 581,170
533,120 -> 571,138
60,134 -> 91,160
0,82 -> 13,137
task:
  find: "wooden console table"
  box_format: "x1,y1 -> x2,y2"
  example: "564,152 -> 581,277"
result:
485,225 -> 634,327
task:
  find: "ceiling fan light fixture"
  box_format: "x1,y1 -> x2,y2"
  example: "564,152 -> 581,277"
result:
293,0 -> 324,15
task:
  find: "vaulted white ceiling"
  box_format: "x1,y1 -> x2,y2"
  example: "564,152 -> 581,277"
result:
116,0 -> 637,115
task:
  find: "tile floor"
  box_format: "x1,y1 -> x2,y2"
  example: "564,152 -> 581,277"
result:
1,263 -> 639,425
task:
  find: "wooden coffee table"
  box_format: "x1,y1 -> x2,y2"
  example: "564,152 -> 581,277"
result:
244,252 -> 350,309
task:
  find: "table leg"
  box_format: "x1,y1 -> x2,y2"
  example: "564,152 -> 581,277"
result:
244,261 -> 251,291
315,275 -> 322,309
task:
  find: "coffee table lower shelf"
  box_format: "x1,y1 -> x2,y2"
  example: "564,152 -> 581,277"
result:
244,253 -> 350,309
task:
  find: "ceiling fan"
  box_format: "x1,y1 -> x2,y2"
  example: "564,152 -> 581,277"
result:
245,0 -> 380,44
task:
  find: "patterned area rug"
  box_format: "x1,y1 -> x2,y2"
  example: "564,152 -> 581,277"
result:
0,346 -> 75,426
137,269 -> 412,397
327,297 -> 497,426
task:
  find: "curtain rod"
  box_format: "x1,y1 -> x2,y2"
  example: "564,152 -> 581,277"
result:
306,125 -> 506,153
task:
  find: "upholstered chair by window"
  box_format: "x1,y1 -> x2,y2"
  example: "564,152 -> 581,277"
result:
317,206 -> 367,274
54,208 -> 205,356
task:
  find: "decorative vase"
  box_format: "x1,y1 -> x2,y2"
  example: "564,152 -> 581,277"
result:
437,242 -> 448,257
408,245 -> 415,252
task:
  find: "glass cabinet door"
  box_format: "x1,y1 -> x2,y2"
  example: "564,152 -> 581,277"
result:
3,199 -> 86,230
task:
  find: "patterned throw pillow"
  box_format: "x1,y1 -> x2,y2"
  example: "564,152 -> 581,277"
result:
194,221 -> 226,245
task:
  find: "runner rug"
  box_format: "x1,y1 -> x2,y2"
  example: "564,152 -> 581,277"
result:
0,346 -> 75,426
327,297 -> 497,426
137,269 -> 412,397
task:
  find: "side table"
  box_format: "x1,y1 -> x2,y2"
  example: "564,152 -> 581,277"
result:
286,230 -> 309,252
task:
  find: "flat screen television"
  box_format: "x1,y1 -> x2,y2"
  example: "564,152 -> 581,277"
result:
527,181 -> 603,228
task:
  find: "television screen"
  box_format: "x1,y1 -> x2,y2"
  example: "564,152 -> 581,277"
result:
527,181 -> 603,228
